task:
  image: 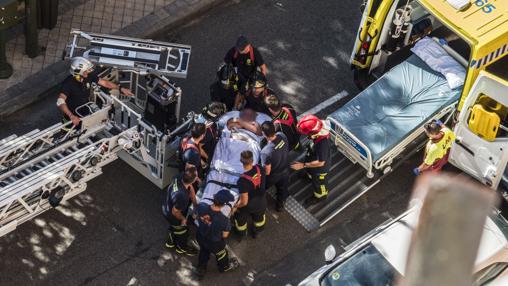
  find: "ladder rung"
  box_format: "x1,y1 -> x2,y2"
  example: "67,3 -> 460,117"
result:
0,134 -> 18,147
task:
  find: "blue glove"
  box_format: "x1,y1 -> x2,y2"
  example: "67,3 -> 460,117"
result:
439,38 -> 448,46
413,167 -> 420,176
435,119 -> 443,126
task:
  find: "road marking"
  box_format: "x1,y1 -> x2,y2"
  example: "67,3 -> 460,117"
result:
299,90 -> 349,119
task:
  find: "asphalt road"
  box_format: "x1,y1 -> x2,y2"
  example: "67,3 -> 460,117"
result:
0,0 -> 419,285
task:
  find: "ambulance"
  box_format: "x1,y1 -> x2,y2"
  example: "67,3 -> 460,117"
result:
327,0 -> 508,189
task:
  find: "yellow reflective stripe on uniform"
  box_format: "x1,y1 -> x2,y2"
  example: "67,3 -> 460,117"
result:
254,214 -> 266,227
216,249 -> 227,260
314,185 -> 328,198
275,140 -> 285,149
173,228 -> 187,235
234,219 -> 248,231
319,173 -> 327,180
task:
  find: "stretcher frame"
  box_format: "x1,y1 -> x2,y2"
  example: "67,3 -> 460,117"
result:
328,102 -> 457,178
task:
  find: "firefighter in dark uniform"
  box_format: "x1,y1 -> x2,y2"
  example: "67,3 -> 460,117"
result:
264,94 -> 300,151
261,121 -> 290,212
180,123 -> 207,178
233,150 -> 267,239
224,35 -> 267,106
197,102 -> 228,169
209,64 -> 239,111
237,71 -> 273,114
291,115 -> 331,201
57,57 -> 133,127
162,166 -> 198,256
193,189 -> 240,280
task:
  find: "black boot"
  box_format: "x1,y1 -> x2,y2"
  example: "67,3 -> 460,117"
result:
193,266 -> 207,280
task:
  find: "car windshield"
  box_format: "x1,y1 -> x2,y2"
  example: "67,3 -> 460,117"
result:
321,243 -> 397,286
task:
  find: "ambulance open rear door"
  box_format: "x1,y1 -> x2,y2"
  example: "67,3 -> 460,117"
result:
449,72 -> 508,189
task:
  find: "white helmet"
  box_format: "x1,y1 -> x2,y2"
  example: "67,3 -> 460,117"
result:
69,57 -> 94,77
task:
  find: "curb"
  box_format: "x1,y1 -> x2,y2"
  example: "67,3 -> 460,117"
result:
0,0 -> 228,118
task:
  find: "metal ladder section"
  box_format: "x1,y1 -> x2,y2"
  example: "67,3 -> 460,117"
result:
0,122 -> 78,173
0,123 -> 129,237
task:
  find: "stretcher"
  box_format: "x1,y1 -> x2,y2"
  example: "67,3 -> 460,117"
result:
327,54 -> 462,177
200,111 -> 270,215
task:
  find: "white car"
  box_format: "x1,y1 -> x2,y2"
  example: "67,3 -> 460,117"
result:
298,207 -> 508,286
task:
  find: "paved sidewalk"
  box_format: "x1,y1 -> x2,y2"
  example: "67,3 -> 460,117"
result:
0,0 -> 224,117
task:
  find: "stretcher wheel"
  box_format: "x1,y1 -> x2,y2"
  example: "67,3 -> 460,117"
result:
383,166 -> 392,174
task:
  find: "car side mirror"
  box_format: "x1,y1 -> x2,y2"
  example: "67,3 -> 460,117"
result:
324,245 -> 337,264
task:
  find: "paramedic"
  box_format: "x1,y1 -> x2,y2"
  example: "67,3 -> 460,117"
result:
233,150 -> 267,239
193,189 -> 240,280
162,166 -> 199,256
264,94 -> 300,150
236,71 -> 273,113
261,121 -> 290,212
199,102 -> 228,165
291,115 -> 331,201
413,119 -> 455,175
210,64 -> 239,110
180,123 -> 207,177
224,35 -> 267,96
57,57 -> 134,126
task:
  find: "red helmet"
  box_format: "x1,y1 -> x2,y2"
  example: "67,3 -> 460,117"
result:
297,114 -> 323,135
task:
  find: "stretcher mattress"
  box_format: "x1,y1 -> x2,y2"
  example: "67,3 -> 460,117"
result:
328,54 -> 462,162
200,128 -> 261,216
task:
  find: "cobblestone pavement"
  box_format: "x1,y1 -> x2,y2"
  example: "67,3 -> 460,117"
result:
0,0 -> 176,92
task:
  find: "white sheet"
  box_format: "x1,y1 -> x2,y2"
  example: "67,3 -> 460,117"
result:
200,125 -> 262,216
411,37 -> 466,89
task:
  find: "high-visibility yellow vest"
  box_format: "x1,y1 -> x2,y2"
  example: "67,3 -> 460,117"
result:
424,127 -> 456,166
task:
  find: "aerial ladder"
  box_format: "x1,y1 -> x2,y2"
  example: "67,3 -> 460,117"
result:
0,31 -> 193,237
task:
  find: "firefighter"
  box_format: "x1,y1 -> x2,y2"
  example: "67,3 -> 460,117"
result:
57,57 -> 134,127
210,64 -> 239,111
224,35 -> 267,100
193,189 -> 240,280
414,119 -> 456,175
233,150 -> 267,239
162,166 -> 199,256
180,123 -> 207,178
236,71 -> 272,114
290,115 -> 331,201
261,121 -> 290,212
197,102 -> 228,166
264,94 -> 300,151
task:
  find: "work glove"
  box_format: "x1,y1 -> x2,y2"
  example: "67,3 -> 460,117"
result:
413,167 -> 420,176
435,119 -> 443,126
